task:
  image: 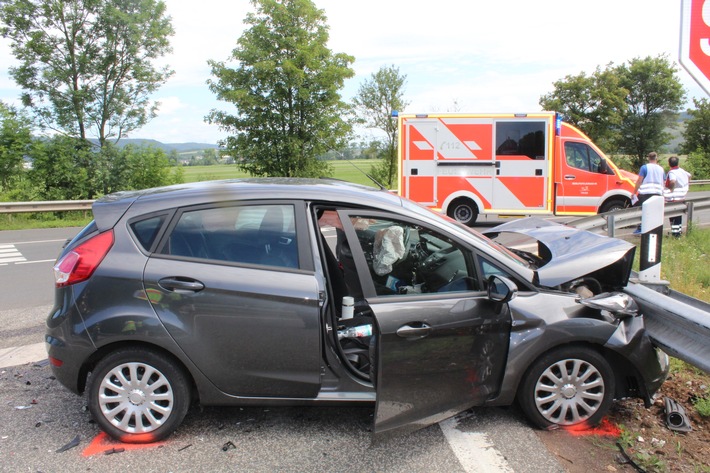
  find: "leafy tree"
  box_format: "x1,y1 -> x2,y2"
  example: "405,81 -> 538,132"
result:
682,98 -> 710,179
353,65 -> 409,188
614,55 -> 686,169
29,136 -> 92,200
0,102 -> 33,191
119,145 -> 182,189
0,0 -> 174,146
539,66 -> 626,152
206,0 -> 355,178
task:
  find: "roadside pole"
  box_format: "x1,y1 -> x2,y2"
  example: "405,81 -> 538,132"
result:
636,196 -> 668,286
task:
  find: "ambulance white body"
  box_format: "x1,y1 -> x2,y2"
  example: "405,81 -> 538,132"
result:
398,112 -> 637,225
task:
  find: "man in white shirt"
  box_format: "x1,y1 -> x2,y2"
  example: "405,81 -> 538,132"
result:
664,156 -> 692,237
633,152 -> 666,235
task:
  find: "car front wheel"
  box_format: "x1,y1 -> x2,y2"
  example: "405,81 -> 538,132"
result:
518,347 -> 615,429
88,348 -> 190,443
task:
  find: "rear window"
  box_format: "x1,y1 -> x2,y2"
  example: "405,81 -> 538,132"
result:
130,215 -> 167,251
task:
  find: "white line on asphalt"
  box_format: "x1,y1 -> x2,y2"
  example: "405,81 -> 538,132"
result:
16,259 -> 56,265
440,414 -> 514,473
0,244 -> 26,263
4,238 -> 68,246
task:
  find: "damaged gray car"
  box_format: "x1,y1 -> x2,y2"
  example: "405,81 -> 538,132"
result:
46,179 -> 668,443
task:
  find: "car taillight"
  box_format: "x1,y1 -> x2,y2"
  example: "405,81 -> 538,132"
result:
54,230 -> 114,287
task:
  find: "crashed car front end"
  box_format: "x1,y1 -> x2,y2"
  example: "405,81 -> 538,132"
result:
485,289 -> 669,413
483,217 -> 635,296
481,218 -> 669,413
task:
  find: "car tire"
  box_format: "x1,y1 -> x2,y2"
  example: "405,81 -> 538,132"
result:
88,348 -> 191,443
518,346 -> 615,429
447,199 -> 478,227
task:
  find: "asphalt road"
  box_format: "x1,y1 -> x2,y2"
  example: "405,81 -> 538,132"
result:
0,226 -> 565,472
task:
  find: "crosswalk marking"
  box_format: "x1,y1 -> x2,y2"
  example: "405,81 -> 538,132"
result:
0,244 -> 27,264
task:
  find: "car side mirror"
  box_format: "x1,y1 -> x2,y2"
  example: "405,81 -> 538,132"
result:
487,275 -> 517,303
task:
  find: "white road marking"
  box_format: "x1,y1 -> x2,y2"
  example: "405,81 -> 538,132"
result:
16,259 -> 56,265
3,238 -> 68,245
440,413 -> 514,473
0,244 -> 26,264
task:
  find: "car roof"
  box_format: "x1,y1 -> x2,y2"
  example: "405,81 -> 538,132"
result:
93,178 -> 404,231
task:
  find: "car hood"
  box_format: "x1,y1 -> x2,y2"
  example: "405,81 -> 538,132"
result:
483,218 -> 635,289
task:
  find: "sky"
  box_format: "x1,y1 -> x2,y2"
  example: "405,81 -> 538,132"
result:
0,0 -> 706,145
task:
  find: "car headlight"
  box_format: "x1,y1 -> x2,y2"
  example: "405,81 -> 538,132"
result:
578,292 -> 639,318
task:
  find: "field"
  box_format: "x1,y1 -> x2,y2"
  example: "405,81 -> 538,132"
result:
181,161 -> 383,188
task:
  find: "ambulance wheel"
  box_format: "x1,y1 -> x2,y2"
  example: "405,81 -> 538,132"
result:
599,198 -> 626,213
448,198 -> 478,227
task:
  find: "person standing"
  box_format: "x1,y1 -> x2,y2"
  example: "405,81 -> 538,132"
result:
664,156 -> 692,237
633,152 -> 666,235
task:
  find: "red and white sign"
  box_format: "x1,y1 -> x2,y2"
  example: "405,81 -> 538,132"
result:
681,0 -> 710,95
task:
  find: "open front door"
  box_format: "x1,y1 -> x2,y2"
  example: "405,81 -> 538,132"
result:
337,210 -> 512,437
370,295 -> 511,436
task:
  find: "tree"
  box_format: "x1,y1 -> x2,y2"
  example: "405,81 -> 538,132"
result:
0,102 -> 33,191
0,0 -> 174,146
28,136 -> 92,200
353,65 -> 409,188
539,66 -> 626,152
614,55 -> 686,169
682,97 -> 710,179
206,0 -> 355,178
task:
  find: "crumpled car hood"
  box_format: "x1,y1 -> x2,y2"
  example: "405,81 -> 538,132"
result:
484,218 -> 636,289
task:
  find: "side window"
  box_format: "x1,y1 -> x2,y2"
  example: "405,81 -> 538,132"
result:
162,204 -> 299,268
565,141 -> 611,175
478,256 -> 527,290
565,142 -> 589,171
348,216 -> 479,296
130,215 -> 167,251
495,121 -> 546,159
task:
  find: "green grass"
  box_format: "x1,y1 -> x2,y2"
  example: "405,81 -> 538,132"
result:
181,160 -> 383,188
0,211 -> 93,231
647,228 -> 710,302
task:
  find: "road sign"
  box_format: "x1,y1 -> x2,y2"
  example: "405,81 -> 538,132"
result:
680,0 -> 710,95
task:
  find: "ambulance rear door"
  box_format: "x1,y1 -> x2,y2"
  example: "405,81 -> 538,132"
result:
492,118 -> 551,213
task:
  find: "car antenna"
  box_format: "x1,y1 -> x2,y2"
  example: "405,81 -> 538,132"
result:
327,149 -> 388,190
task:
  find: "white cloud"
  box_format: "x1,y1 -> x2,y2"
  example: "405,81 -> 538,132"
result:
1,0 -> 707,143
154,96 -> 187,116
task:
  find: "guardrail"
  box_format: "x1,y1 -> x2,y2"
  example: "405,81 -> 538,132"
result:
570,193 -> 710,236
0,200 -> 94,214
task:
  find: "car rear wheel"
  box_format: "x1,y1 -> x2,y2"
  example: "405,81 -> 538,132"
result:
88,348 -> 190,443
518,347 -> 614,429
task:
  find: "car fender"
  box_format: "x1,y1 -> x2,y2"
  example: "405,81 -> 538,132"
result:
482,292 -> 641,407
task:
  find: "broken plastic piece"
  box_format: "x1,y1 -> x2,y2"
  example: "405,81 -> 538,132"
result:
664,396 -> 692,432
222,441 -> 236,451
104,447 -> 125,455
56,434 -> 80,453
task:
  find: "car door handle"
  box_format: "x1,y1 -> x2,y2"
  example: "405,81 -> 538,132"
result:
158,277 -> 205,293
396,323 -> 432,339
564,175 -> 576,180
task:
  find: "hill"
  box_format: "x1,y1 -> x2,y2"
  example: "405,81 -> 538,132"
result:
90,138 -> 219,153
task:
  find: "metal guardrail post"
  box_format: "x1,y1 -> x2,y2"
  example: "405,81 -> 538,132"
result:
687,201 -> 694,234
607,214 -> 615,238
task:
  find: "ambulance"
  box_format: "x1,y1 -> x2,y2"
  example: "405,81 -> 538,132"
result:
397,112 -> 638,225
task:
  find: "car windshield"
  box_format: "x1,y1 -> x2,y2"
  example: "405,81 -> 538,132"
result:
400,198 -> 531,268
